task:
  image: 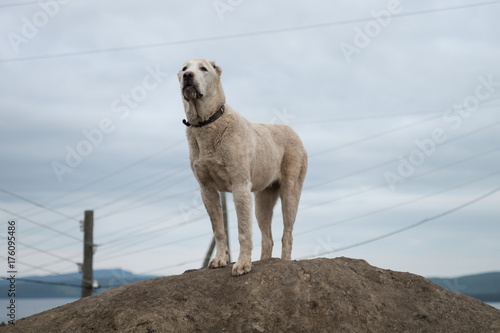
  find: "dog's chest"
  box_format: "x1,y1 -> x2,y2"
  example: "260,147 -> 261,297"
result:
190,136 -> 232,191
192,156 -> 231,192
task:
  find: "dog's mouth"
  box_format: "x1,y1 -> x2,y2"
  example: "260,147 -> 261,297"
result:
182,83 -> 204,100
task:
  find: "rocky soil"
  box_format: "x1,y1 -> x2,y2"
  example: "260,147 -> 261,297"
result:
1,257 -> 499,332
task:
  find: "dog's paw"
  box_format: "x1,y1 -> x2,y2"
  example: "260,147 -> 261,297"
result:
232,260 -> 252,276
208,256 -> 228,269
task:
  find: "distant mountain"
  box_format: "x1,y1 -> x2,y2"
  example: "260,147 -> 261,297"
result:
2,269 -> 499,301
428,272 -> 500,302
0,269 -> 158,298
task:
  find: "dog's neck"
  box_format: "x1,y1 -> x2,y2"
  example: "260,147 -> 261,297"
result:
183,84 -> 226,126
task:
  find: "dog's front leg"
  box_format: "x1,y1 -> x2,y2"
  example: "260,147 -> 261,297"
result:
200,186 -> 229,268
232,182 -> 253,276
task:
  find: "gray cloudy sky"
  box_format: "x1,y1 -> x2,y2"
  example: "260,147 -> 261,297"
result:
0,0 -> 499,282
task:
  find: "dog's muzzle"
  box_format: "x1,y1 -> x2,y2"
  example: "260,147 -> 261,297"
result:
183,85 -> 203,100
182,71 -> 203,100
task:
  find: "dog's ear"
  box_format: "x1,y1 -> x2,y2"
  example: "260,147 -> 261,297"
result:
210,61 -> 222,76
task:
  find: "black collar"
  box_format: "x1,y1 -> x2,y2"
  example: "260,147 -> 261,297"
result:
183,105 -> 225,128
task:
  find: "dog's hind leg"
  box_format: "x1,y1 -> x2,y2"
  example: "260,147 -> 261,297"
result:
200,186 -> 229,268
280,155 -> 307,260
255,182 -> 280,260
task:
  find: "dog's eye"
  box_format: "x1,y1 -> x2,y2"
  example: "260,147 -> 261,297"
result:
182,66 -> 187,71
200,66 -> 208,72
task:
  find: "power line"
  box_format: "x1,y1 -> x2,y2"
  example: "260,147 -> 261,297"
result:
305,145 -> 500,214
186,170 -> 499,264
26,223 -> 80,246
0,277 -> 81,288
14,114 -> 498,253
295,102 -> 500,124
309,103 -> 499,157
308,103 -> 499,157
217,170 -> 500,260
17,130 -> 500,272
0,255 -> 85,282
0,187 -> 79,222
23,239 -> 78,258
0,235 -> 79,264
21,214 -> 81,239
92,168 -> 190,214
138,257 -> 202,275
22,164 -> 188,238
297,168 -> 500,238
11,114 -> 498,243
32,143 -> 181,210
139,169 -> 500,274
99,149 -> 500,267
0,1 -> 59,7
306,117 -> 500,190
47,163 -> 187,216
0,276 -> 120,290
0,207 -> 81,241
96,183 -> 193,220
27,186 -> 195,251
139,171 -> 500,273
96,219 -> 211,263
19,123 -> 499,272
28,188 -> 197,254
300,184 -> 500,259
1,1 -> 499,63
311,114 -> 440,157
96,191 -> 199,246
306,159 -> 397,191
238,147 -> 500,261
18,149 -> 185,245
104,167 -> 500,266
19,142 -> 182,229
96,197 -> 237,257
19,252 -> 81,275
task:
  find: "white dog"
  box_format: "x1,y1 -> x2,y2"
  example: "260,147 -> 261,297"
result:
178,59 -> 307,276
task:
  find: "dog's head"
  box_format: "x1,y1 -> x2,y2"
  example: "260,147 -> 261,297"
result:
178,59 -> 223,101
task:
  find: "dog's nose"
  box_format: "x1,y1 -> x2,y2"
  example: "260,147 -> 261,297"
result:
183,71 -> 194,79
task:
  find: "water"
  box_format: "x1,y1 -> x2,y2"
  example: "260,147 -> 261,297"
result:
488,302 -> 500,310
1,298 -> 499,323
1,298 -> 78,323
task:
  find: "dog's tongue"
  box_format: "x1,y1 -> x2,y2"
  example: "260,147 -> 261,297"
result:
183,86 -> 196,99
183,86 -> 203,100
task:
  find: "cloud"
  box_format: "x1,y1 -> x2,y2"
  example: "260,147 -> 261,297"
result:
0,1 -> 499,280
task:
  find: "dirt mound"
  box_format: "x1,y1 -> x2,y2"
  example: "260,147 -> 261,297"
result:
2,257 -> 499,332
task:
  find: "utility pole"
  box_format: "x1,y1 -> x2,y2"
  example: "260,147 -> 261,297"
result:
203,192 -> 230,267
222,192 -> 230,262
81,210 -> 93,298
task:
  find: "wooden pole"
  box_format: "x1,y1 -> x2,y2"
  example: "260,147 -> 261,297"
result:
81,210 -> 93,298
203,237 -> 216,268
221,192 -> 230,262
202,192 -> 230,267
